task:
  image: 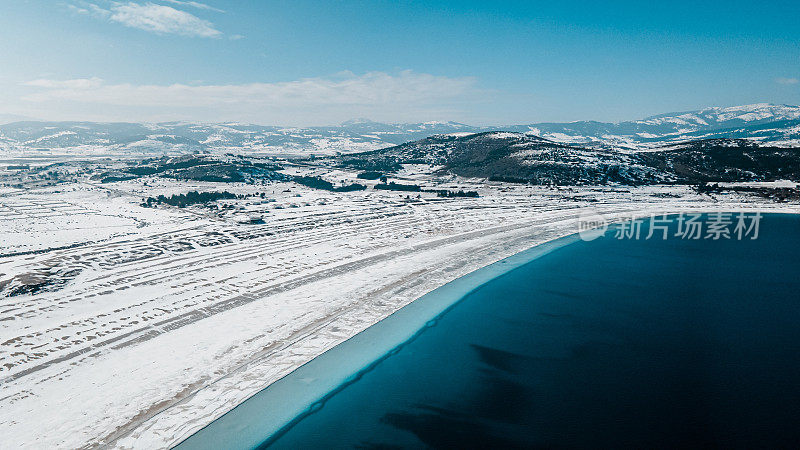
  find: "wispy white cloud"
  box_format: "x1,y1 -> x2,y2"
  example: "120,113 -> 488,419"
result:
67,4 -> 90,15
109,2 -> 222,37
67,1 -> 112,19
69,1 -> 222,37
20,71 -> 481,124
776,77 -> 799,85
162,0 -> 224,13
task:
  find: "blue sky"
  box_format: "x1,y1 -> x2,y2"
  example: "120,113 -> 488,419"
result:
1,0 -> 798,125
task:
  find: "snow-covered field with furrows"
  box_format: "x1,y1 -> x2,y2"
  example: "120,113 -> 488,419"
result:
0,180 -> 797,449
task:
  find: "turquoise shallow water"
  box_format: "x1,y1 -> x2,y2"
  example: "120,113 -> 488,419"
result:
179,213 -> 800,449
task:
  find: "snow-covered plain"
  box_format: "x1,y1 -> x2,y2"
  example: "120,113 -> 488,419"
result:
0,163 -> 798,449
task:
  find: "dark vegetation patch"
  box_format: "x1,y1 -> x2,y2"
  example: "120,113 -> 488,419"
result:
432,189 -> 480,198
292,176 -> 366,192
338,157 -> 403,173
100,174 -> 139,183
334,183 -> 368,192
488,175 -> 529,184
696,182 -> 800,202
640,141 -> 800,183
0,268 -> 83,298
356,171 -> 384,180
141,190 -> 239,208
374,182 -> 479,197
103,155 -> 289,184
374,181 -> 422,192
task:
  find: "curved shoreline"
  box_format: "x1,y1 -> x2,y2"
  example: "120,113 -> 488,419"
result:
109,205 -> 798,449
175,232 -> 584,449
109,209 -> 596,448
246,212 -> 800,449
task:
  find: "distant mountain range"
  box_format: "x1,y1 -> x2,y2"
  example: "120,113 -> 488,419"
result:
1,103 -> 799,156
0,120 -> 476,156
506,103 -> 800,149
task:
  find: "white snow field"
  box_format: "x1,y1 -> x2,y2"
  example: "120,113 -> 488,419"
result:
0,175 -> 797,449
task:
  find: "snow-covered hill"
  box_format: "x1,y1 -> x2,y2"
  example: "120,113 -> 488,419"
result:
336,131 -> 664,185
335,131 -> 800,185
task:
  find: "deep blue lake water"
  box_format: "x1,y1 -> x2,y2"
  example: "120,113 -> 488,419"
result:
181,213 -> 800,449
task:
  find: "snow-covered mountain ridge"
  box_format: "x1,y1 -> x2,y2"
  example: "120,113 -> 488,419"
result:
510,103 -> 800,149
0,103 -> 798,155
